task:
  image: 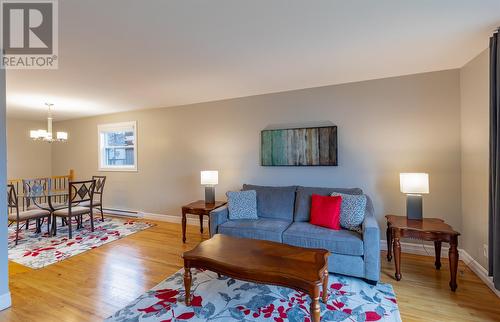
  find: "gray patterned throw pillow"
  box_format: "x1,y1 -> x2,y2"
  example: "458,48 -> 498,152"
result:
331,192 -> 367,232
227,190 -> 258,220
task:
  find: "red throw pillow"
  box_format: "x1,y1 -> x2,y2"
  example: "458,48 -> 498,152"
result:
310,194 -> 342,230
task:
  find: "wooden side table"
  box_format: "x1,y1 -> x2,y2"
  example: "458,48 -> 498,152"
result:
181,200 -> 226,243
385,215 -> 461,291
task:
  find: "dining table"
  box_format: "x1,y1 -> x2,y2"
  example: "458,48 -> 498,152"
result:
19,190 -> 69,233
20,190 -> 69,211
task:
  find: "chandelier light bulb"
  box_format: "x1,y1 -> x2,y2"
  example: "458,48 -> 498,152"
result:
30,104 -> 68,143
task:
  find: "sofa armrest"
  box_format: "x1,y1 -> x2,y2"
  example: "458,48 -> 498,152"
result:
362,197 -> 380,281
210,205 -> 229,237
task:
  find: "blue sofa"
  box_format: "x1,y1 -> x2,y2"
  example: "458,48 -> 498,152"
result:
209,184 -> 381,283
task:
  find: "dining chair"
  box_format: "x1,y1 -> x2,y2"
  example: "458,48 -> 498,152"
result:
52,180 -> 96,239
23,177 -> 66,227
7,184 -> 51,245
22,177 -> 51,210
81,175 -> 106,222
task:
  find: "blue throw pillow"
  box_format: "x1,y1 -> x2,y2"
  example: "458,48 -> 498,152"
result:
331,192 -> 367,232
227,190 -> 258,220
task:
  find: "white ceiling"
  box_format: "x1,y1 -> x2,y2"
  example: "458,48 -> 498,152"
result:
6,0 -> 500,121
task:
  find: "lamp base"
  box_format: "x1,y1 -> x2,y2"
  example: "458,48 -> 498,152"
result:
406,194 -> 423,220
205,186 -> 215,204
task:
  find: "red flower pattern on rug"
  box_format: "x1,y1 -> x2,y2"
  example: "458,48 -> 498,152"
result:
106,269 -> 401,322
8,217 -> 153,269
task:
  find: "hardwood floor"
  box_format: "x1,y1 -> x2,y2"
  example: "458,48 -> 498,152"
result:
0,217 -> 499,321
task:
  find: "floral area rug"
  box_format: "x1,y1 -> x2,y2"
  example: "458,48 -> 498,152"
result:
106,269 -> 401,322
8,217 -> 153,269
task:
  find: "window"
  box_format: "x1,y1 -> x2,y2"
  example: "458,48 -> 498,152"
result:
98,121 -> 137,171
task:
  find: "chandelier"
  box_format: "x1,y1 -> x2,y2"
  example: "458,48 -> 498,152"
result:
30,103 -> 68,142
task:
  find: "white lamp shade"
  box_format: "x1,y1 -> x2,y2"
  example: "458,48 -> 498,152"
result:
56,131 -> 68,140
400,173 -> 429,194
201,171 -> 218,185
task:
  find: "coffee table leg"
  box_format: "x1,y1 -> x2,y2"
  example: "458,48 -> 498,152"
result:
322,270 -> 328,303
184,267 -> 192,305
310,286 -> 320,322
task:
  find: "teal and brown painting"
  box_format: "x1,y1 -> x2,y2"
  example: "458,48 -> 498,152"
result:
261,126 -> 337,166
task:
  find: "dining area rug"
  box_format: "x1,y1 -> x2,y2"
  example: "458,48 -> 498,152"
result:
105,269 -> 402,322
8,217 -> 153,269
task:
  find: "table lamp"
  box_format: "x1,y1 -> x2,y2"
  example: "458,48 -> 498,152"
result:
400,173 -> 429,220
200,170 -> 218,204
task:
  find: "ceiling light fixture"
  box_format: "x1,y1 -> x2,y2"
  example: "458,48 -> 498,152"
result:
30,103 -> 68,143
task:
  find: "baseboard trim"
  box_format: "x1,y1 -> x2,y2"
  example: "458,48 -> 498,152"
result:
379,240 -> 450,258
102,208 -> 139,217
139,212 -> 208,226
0,292 -> 11,311
102,208 -> 208,226
459,249 -> 500,297
380,239 -> 500,297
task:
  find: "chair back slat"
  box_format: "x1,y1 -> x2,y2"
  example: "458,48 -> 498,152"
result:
23,177 -> 51,193
8,180 -> 25,210
23,178 -> 51,208
92,176 -> 106,195
7,184 -> 18,211
69,180 -> 96,205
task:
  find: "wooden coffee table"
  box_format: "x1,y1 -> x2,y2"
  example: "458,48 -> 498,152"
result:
182,235 -> 330,322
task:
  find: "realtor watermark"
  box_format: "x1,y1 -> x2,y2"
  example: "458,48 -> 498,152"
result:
1,0 -> 58,69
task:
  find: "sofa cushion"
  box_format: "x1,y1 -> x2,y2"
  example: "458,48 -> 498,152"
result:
310,194 -> 342,230
79,199 -> 102,207
218,218 -> 291,243
282,222 -> 364,256
8,209 -> 50,221
227,190 -> 258,220
294,186 -> 363,222
331,192 -> 367,231
243,184 -> 296,221
54,206 -> 91,216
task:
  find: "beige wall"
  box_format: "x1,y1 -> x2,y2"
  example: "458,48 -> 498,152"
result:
6,118 -> 52,179
52,69 -> 462,231
460,49 -> 490,269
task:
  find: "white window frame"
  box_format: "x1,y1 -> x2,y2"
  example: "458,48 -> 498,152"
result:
97,121 -> 138,172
